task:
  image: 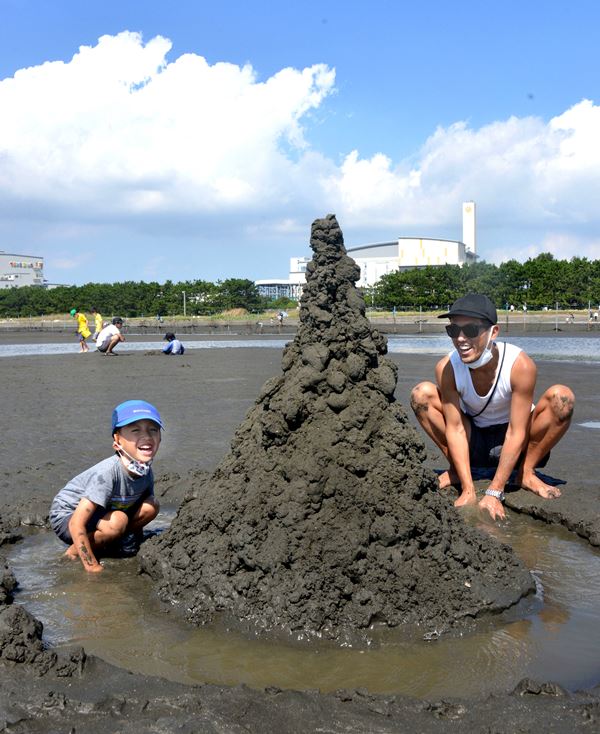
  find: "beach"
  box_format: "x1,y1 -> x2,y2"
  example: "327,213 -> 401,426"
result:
1,339 -> 600,732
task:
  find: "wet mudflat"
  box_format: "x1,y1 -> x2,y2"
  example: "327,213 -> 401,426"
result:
10,508 -> 600,698
1,338 -> 600,732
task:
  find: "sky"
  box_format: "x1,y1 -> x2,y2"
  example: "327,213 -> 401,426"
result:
1,0 -> 599,286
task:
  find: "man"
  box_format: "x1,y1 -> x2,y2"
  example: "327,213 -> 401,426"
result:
96,317 -> 125,356
410,294 -> 574,520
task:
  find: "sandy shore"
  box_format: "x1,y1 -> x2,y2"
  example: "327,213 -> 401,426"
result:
1,341 -> 599,732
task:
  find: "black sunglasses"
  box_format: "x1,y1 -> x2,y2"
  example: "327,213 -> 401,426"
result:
445,323 -> 490,339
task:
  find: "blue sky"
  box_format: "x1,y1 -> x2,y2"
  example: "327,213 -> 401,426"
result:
1,0 -> 599,285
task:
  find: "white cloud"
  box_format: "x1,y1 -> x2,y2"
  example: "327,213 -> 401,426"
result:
327,100 -> 600,259
0,31 -> 335,216
0,30 -> 599,281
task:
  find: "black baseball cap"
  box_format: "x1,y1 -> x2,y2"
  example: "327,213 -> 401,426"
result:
112,317 -> 123,325
438,294 -> 497,325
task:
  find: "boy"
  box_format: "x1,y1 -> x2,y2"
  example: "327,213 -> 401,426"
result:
96,317 -> 125,355
70,308 -> 91,353
49,400 -> 162,572
162,332 -> 185,355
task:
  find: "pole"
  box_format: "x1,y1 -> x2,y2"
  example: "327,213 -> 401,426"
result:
182,291 -> 187,317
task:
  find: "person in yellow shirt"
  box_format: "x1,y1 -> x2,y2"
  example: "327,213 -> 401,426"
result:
70,308 -> 91,353
91,307 -> 103,340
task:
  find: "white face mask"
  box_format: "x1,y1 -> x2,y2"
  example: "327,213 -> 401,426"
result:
114,444 -> 152,476
467,329 -> 494,370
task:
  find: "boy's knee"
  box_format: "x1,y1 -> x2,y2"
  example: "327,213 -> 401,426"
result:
548,385 -> 575,423
410,381 -> 437,416
111,511 -> 129,534
139,498 -> 159,523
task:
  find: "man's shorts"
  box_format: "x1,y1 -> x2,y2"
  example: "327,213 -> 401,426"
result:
468,421 -> 550,469
97,338 -> 111,353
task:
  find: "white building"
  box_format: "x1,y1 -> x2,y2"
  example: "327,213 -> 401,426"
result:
257,202 -> 478,297
349,202 -> 477,287
256,257 -> 310,300
0,251 -> 46,289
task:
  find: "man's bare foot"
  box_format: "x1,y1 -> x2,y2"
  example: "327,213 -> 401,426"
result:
454,491 -> 477,508
438,468 -> 460,489
517,471 -> 562,499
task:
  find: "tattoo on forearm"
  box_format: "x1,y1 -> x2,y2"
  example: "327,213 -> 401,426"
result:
79,543 -> 94,566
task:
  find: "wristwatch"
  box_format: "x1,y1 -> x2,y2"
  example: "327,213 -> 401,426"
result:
485,489 -> 505,502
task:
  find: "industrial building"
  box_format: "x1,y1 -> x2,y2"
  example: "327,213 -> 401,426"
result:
347,201 -> 477,288
256,202 -> 478,298
0,251 -> 46,289
255,256 -> 310,300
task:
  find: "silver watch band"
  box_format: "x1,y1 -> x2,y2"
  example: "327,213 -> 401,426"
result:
485,488 -> 505,502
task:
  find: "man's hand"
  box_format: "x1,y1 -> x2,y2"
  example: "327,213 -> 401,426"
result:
478,494 -> 506,520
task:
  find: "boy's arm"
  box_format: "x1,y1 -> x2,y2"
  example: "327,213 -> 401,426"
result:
437,359 -> 476,500
68,498 -> 104,573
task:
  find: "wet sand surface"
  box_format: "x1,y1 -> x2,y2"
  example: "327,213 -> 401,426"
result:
1,339 -> 600,732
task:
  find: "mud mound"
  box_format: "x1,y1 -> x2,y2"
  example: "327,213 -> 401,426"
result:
140,214 -> 534,641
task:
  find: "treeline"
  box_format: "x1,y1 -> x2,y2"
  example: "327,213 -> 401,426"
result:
0,278 -> 288,318
373,253 -> 600,310
3,252 -> 600,318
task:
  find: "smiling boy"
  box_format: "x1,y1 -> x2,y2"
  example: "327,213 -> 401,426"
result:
410,294 -> 574,520
49,400 -> 162,572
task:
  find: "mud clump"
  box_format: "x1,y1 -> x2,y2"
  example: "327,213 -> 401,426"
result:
140,214 -> 534,641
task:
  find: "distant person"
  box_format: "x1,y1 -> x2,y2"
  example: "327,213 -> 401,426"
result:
410,294 -> 575,520
91,307 -> 103,340
70,308 -> 91,353
49,400 -> 162,572
162,332 -> 185,355
276,310 -> 287,331
96,317 -> 125,355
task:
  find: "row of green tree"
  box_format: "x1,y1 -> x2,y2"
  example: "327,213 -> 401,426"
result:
2,252 -> 600,318
373,254 -> 600,310
0,278 -> 295,318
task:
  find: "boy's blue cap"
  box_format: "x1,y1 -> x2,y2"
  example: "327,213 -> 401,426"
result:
112,400 -> 163,433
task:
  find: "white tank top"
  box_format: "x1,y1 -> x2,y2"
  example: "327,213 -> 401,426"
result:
449,342 -> 522,427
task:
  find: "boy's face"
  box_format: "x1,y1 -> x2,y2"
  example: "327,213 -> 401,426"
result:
114,419 -> 161,463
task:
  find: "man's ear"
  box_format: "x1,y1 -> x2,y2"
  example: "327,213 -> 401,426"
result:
491,324 -> 500,339
112,431 -> 121,451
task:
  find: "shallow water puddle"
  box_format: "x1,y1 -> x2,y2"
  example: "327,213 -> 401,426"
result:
9,509 -> 600,699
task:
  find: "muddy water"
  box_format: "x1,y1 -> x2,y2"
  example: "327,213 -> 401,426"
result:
10,508 -> 600,699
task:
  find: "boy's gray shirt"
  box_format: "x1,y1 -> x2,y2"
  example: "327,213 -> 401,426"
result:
50,455 -> 154,523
